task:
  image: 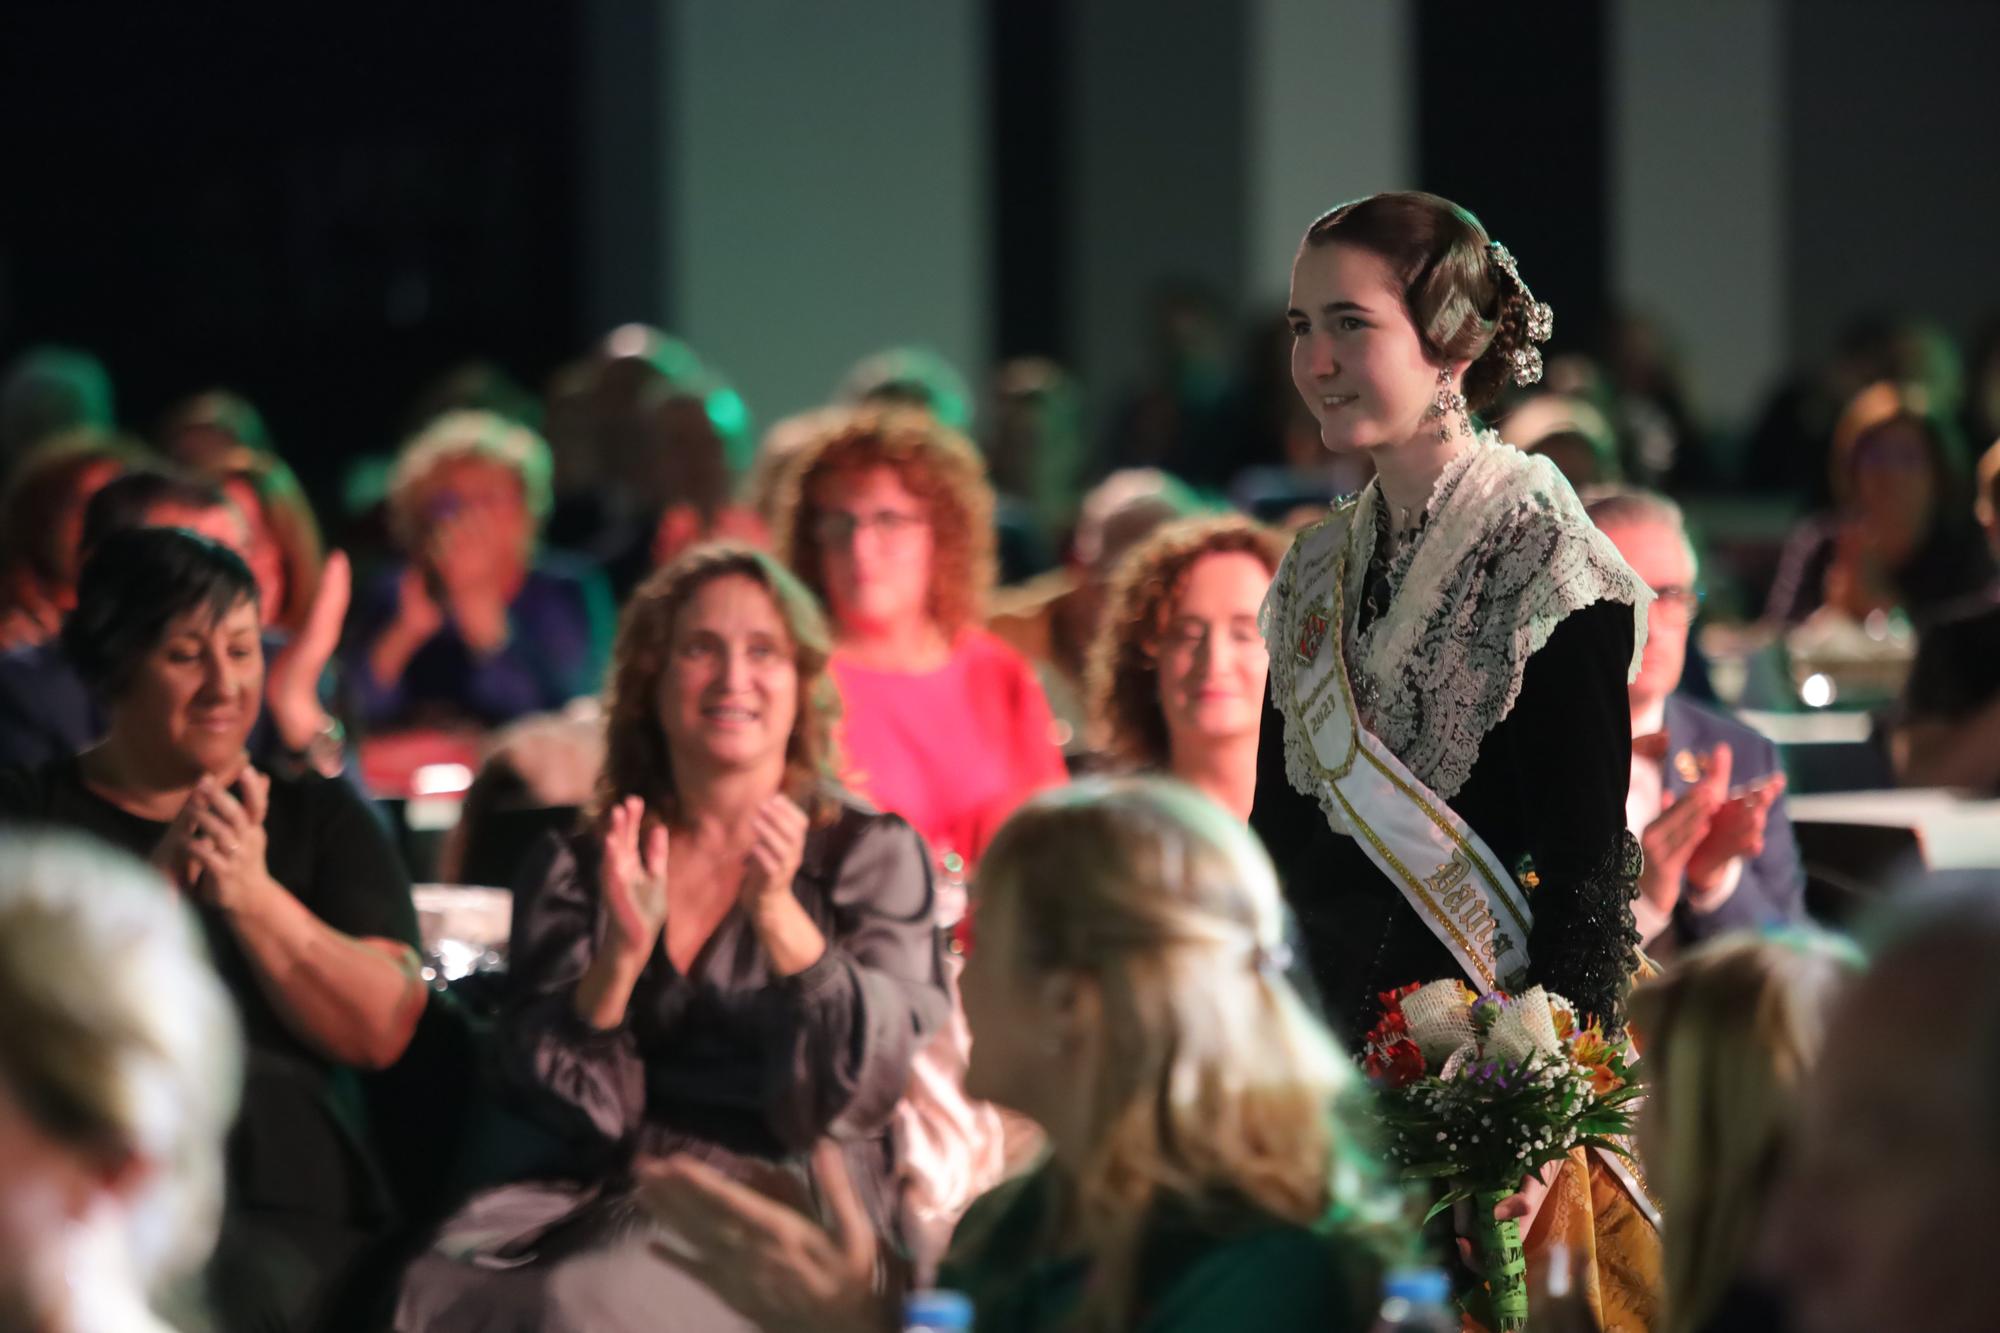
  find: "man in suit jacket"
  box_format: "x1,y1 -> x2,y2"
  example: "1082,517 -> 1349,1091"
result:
1589,488 -> 1807,951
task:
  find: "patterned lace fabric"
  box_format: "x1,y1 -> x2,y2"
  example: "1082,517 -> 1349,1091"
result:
1529,828 -> 1644,1034
1338,434 -> 1651,800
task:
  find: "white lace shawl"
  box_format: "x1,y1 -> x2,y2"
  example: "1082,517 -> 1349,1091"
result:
1264,434 -> 1650,802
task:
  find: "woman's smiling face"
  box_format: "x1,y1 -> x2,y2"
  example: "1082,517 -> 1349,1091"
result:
1288,241 -> 1443,454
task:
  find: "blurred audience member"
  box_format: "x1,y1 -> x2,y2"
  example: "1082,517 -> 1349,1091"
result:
0,344 -> 115,473
989,468 -> 1204,760
1086,516 -> 1286,818
982,357 -> 1088,579
745,406 -> 853,528
1627,929 -> 1859,1333
1100,279 -> 1235,489
347,410 -> 614,731
0,528 -> 426,1333
1230,396 -> 1374,527
640,779 -> 1409,1332
539,358 -> 611,554
156,389 -> 275,470
1590,489 -> 1803,953
1505,392 -> 1624,489
0,831 -> 243,1333
0,429 -> 147,651
774,408 -> 1065,868
397,545 -> 947,1333
1600,310 -> 1709,489
640,387 -> 768,577
1961,316 -> 2000,455
0,469 -> 352,779
1221,313 -> 1309,480
1742,316 -> 1903,505
837,345 -> 975,433
402,359 -> 543,438
154,391 -> 333,634
585,332 -> 756,597
1764,382 -> 1993,628
1892,436 -> 2000,792
1764,884 -> 2000,1333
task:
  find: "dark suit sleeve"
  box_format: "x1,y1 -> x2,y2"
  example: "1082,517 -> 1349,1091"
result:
1674,729 -> 1807,944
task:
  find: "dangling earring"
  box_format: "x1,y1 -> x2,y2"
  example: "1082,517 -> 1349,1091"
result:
1426,368 -> 1469,442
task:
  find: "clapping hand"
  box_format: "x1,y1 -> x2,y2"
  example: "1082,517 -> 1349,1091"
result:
601,795 -> 670,961
636,1141 -> 884,1333
185,768 -> 276,915
425,507 -> 512,652
1638,742 -> 1731,913
740,794 -> 810,918
266,549 -> 350,753
1687,769 -> 1784,892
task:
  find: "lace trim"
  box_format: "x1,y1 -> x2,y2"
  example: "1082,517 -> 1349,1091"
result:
1345,435 -> 1651,800
1527,830 -> 1643,1035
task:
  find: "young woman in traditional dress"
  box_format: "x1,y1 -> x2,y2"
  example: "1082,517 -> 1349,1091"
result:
1250,190 -> 1660,1329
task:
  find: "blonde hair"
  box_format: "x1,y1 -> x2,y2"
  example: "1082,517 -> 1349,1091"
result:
0,832 -> 243,1292
975,777 -> 1405,1330
1627,930 -> 1860,1333
386,408 -> 554,549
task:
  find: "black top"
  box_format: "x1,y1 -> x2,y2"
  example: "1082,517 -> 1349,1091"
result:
0,755 -> 419,1225
1765,513 -> 1996,628
1252,597 -> 1642,1043
1902,586 -> 2000,726
499,794 -> 951,1233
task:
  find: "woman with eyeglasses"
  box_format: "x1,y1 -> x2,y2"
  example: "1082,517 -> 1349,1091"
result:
770,407 -> 1066,872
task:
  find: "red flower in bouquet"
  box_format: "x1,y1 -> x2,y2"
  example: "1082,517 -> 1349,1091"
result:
1364,1037 -> 1426,1089
1361,983 -> 1430,1088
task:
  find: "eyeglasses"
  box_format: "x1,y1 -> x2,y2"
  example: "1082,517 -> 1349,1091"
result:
811,508 -> 929,548
1649,583 -> 1706,621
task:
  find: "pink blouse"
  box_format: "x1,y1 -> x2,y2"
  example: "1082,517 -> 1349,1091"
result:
831,627 -> 1068,868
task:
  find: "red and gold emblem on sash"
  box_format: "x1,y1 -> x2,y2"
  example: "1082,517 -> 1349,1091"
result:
1295,609 -> 1330,665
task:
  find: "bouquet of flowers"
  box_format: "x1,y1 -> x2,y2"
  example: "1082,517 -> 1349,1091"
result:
1362,979 -> 1643,1331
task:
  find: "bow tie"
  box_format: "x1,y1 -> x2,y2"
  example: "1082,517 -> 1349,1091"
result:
1633,731 -> 1668,763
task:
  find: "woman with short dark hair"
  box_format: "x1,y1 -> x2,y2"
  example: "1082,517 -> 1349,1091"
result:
0,526 -> 426,1333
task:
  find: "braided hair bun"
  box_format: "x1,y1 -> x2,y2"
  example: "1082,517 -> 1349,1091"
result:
1303,191 -> 1551,414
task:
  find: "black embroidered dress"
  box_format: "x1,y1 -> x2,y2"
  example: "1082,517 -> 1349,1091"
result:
1250,437 -> 1647,1042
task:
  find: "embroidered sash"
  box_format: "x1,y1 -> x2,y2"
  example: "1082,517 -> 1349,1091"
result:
1267,509 -> 1534,993
1264,506 -> 1660,1225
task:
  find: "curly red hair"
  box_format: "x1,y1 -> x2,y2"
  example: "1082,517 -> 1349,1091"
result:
768,406 -> 995,638
1086,516 -> 1287,769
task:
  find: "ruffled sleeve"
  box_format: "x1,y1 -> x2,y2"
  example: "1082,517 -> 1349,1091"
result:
761,811 -> 950,1146
500,833 -> 650,1149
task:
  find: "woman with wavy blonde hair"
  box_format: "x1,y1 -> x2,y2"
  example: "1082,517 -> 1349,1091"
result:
1627,929 -> 1860,1333
0,831 -> 242,1333
771,405 -> 1065,870
1087,515 -> 1287,817
642,777 -> 1412,1332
